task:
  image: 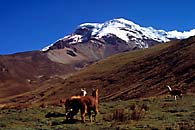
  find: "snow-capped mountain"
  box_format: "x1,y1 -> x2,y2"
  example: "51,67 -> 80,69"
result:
42,18 -> 195,63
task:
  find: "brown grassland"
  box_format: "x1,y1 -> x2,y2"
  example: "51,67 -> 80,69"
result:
0,36 -> 195,130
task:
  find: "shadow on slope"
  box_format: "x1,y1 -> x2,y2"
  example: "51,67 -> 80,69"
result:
52,36 -> 195,101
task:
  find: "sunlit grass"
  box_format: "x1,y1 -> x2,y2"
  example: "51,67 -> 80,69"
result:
1,94 -> 195,130
77,41 -> 173,75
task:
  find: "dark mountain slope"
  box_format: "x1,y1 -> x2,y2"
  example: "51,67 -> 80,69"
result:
1,36 -> 194,105
51,36 -> 195,101
0,51 -> 83,99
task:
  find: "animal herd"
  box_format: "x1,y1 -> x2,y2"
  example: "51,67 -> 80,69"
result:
62,88 -> 99,123
60,85 -> 182,123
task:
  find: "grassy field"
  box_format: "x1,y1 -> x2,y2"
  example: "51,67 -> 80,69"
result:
1,94 -> 195,130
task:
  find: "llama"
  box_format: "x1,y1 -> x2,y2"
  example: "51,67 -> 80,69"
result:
87,88 -> 99,121
167,85 -> 182,100
64,88 -> 87,120
65,88 -> 99,123
65,97 -> 87,121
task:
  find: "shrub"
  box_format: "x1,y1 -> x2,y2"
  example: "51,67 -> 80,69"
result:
130,106 -> 146,121
177,121 -> 195,130
111,104 -> 147,122
130,104 -> 136,110
0,122 -> 7,128
141,103 -> 149,111
112,109 -> 127,122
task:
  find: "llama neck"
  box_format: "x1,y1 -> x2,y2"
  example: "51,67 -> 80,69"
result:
167,85 -> 172,91
95,91 -> 98,104
92,89 -> 98,103
83,91 -> 87,96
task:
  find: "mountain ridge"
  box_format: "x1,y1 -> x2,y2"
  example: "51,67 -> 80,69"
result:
45,36 -> 195,101
43,18 -> 195,52
41,18 -> 195,67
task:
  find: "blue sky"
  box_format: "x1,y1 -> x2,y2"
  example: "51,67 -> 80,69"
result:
0,0 -> 194,54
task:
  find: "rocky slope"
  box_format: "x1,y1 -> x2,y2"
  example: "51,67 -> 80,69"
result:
51,36 -> 195,101
0,51 -> 84,99
43,18 -> 195,63
1,36 -> 194,106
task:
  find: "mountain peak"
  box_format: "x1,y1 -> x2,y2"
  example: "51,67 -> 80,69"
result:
42,18 -> 195,52
111,18 -> 138,26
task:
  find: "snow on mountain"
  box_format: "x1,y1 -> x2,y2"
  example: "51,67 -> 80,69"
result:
167,29 -> 195,39
42,18 -> 195,51
77,18 -> 195,42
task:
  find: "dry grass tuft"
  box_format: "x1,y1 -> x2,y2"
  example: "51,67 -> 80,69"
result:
130,106 -> 146,121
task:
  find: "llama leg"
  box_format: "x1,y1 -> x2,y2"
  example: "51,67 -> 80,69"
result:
93,109 -> 98,121
92,113 -> 96,122
92,107 -> 98,122
80,103 -> 87,123
94,105 -> 99,121
88,110 -> 92,122
81,113 -> 85,123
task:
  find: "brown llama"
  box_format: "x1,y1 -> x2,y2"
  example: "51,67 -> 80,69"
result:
65,97 -> 87,121
63,88 -> 88,120
65,88 -> 99,123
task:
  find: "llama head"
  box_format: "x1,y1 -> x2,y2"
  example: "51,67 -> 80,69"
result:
80,88 -> 87,96
92,88 -> 98,98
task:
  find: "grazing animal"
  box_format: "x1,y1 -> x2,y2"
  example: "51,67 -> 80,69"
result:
65,88 -> 99,123
65,97 -> 87,121
167,85 -> 182,100
84,88 -> 99,122
64,88 -> 88,120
